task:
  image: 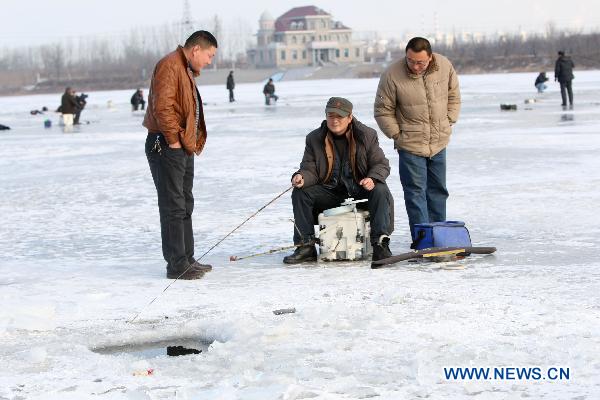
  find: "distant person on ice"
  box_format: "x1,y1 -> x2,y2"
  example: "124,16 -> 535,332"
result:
131,88 -> 146,111
30,106 -> 48,115
263,78 -> 278,105
534,72 -> 549,93
74,92 -> 87,125
143,30 -> 218,280
374,37 -> 461,248
284,97 -> 394,266
60,87 -> 78,130
226,71 -> 235,102
555,50 -> 575,108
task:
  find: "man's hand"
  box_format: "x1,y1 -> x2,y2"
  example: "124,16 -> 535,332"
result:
169,141 -> 182,149
359,178 -> 375,191
292,174 -> 304,188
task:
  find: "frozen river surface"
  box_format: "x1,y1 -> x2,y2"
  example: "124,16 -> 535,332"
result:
0,71 -> 599,399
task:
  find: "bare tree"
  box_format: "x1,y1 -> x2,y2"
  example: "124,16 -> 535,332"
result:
545,21 -> 558,40
213,15 -> 223,66
41,43 -> 65,81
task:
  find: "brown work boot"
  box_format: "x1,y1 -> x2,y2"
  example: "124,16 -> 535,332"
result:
190,260 -> 213,272
166,265 -> 204,280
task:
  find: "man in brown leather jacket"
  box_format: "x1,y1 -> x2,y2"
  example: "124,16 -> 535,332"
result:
143,31 -> 217,279
283,97 -> 394,265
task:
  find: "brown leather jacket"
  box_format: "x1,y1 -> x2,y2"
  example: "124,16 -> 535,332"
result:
143,46 -> 207,155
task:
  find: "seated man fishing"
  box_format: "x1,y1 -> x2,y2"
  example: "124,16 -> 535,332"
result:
284,97 -> 394,264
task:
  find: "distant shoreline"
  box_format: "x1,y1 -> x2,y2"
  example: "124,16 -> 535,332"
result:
2,64 -> 596,98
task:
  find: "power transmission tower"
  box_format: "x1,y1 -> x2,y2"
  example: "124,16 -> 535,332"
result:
213,15 -> 222,69
180,0 -> 194,43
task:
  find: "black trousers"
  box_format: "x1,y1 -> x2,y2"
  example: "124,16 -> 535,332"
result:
559,80 -> 573,106
265,94 -> 278,105
146,133 -> 195,273
291,183 -> 394,245
132,101 -> 146,111
74,109 -> 82,124
228,89 -> 235,102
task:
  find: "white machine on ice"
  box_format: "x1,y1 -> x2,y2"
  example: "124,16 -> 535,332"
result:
317,198 -> 372,261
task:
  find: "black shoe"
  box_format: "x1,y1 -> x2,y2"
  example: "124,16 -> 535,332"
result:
371,237 -> 392,268
283,245 -> 317,264
190,260 -> 212,272
166,265 -> 204,280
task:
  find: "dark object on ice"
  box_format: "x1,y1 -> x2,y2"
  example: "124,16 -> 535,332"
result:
92,337 -> 210,358
374,246 -> 497,267
371,246 -> 497,268
44,119 -> 52,128
561,114 -> 574,122
273,308 -> 296,315
74,93 -> 88,124
167,346 -> 201,356
0,123 -> 10,130
283,244 -> 317,264
500,104 -> 517,111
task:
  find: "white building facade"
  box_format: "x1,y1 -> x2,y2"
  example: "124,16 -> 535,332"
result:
248,6 -> 364,68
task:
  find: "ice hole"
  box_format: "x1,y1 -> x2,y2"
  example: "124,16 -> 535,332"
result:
92,337 -> 212,359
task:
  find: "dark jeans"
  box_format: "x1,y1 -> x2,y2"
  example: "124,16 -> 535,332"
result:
146,133 -> 195,273
74,110 -> 82,124
559,80 -> 573,106
132,101 -> 146,111
228,89 -> 235,102
291,183 -> 393,245
265,94 -> 278,105
398,149 -> 448,239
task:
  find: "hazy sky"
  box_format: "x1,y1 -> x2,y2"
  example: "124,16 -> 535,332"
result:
2,0 -> 598,47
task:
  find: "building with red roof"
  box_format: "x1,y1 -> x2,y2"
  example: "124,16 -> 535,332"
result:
248,6 -> 364,68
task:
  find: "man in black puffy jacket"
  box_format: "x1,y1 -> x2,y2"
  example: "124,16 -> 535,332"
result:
263,78 -> 278,105
555,51 -> 575,107
284,97 -> 394,265
226,71 -> 235,102
131,89 -> 145,111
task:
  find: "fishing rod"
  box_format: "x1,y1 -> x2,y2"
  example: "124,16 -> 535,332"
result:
127,186 -> 293,323
230,243 -> 299,261
230,218 -> 320,261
